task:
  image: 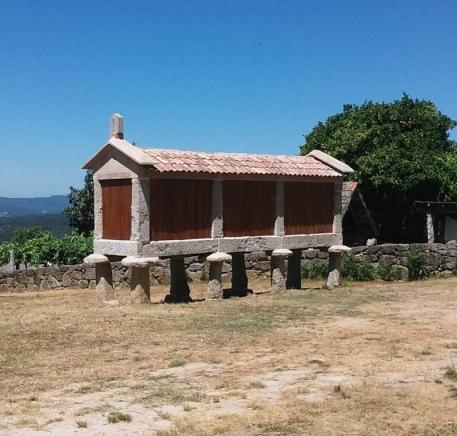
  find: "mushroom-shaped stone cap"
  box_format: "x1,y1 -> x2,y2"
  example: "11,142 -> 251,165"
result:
122,256 -> 160,267
272,248 -> 293,257
84,253 -> 109,265
328,245 -> 351,253
207,252 -> 232,262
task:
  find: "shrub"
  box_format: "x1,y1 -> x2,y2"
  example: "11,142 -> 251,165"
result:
407,249 -> 426,280
57,233 -> 93,265
342,253 -> 375,281
301,260 -> 328,279
377,261 -> 401,281
0,243 -> 11,266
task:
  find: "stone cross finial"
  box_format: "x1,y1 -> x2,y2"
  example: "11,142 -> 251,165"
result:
110,113 -> 124,139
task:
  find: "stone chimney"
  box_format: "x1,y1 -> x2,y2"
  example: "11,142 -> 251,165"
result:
110,113 -> 124,139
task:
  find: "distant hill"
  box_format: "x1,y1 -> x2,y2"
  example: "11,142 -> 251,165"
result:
0,195 -> 68,217
0,213 -> 70,242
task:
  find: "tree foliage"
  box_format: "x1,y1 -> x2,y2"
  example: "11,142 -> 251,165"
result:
301,95 -> 457,242
65,170 -> 94,236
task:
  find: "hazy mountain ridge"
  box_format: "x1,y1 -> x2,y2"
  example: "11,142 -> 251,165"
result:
0,195 -> 68,217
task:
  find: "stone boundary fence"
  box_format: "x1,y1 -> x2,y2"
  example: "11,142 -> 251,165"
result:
1,242 -> 456,292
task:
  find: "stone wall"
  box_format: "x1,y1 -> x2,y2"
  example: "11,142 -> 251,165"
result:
1,242 -> 456,292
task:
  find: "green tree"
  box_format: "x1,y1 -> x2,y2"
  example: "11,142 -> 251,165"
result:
65,170 -> 94,235
301,95 -> 457,242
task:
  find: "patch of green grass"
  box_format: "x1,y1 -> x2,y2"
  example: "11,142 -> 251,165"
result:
107,411 -> 132,424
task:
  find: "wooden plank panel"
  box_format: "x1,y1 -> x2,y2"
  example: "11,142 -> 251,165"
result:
150,179 -> 212,241
101,179 -> 132,240
284,182 -> 334,235
223,181 -> 275,237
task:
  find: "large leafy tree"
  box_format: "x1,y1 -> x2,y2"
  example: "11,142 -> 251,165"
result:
301,95 -> 457,242
65,171 -> 94,236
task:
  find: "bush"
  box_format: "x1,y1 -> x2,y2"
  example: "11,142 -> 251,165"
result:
407,249 -> 426,280
0,243 -> 11,265
377,261 -> 401,281
342,253 -> 375,281
301,260 -> 328,279
1,227 -> 93,267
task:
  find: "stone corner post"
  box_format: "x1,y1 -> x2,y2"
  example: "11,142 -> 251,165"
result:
131,178 -> 151,243
211,180 -> 223,238
165,256 -> 192,303
122,257 -> 159,303
84,254 -> 116,303
332,182 -> 343,243
274,181 -> 285,236
271,249 -> 292,292
207,252 -> 231,300
93,178 -> 103,240
426,212 -> 435,244
326,245 -> 351,289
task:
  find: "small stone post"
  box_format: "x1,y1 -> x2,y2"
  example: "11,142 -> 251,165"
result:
207,252 -> 232,300
326,245 -> 351,289
165,256 -> 192,303
231,252 -> 248,296
122,257 -> 159,303
427,212 -> 435,244
84,254 -> 116,303
271,249 -> 292,292
286,249 -> 302,290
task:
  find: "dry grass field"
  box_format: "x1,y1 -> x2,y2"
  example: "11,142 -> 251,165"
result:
1,277 -> 457,435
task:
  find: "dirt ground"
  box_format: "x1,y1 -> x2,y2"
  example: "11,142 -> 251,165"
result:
1,277 -> 457,435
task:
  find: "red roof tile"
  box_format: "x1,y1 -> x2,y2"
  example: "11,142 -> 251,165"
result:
143,148 -> 342,177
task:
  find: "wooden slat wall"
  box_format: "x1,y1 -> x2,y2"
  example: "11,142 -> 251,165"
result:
284,182 -> 334,235
101,179 -> 132,240
150,179 -> 212,241
223,180 -> 275,237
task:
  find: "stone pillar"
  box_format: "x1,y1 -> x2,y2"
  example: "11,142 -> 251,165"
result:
271,249 -> 292,292
274,181 -> 285,236
84,254 -> 116,303
231,252 -> 248,296
93,178 -> 103,240
286,249 -> 302,290
131,178 -> 150,242
211,180 -> 223,238
332,182 -> 343,244
326,245 -> 351,289
427,212 -> 434,244
122,256 -> 160,303
207,252 -> 232,300
165,257 -> 192,303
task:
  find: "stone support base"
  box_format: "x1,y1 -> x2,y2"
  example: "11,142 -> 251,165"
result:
122,257 -> 159,304
286,249 -> 302,290
231,252 -> 248,296
271,249 -> 292,292
206,252 -> 232,300
326,245 -> 350,289
165,257 -> 192,303
84,254 -> 116,303
130,266 -> 150,303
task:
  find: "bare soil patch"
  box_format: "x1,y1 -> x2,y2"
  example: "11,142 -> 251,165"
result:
1,278 -> 457,434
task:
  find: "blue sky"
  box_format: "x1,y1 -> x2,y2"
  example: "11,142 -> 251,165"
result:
1,0 -> 456,196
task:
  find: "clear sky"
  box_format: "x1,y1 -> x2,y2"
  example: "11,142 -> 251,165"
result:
1,0 -> 456,197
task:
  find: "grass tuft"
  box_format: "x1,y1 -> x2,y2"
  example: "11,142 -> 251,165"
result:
107,410 -> 132,424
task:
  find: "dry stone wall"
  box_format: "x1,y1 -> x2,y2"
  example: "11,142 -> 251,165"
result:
1,243 -> 456,292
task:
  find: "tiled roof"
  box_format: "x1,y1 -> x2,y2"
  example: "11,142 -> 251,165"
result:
143,148 -> 342,177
